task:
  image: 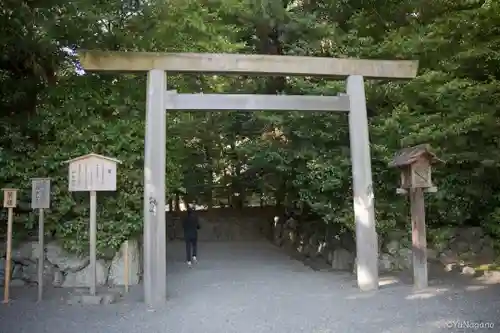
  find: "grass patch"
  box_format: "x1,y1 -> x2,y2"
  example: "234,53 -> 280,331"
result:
473,263 -> 500,272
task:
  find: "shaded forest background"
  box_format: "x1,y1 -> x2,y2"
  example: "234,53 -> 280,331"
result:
1,0 -> 500,255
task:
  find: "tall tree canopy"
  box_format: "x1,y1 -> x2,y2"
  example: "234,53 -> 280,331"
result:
1,0 -> 500,254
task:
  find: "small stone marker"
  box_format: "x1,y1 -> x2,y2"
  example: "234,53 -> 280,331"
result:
64,153 -> 121,297
31,178 -> 51,302
2,188 -> 18,304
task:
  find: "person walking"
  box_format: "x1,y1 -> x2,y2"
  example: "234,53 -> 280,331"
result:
182,206 -> 200,267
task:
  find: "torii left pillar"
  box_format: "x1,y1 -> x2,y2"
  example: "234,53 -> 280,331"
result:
347,75 -> 379,291
143,69 -> 167,306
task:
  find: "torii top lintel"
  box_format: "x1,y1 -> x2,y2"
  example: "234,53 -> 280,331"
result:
77,50 -> 419,79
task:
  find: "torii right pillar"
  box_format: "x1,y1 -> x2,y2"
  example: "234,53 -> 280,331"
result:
347,75 -> 379,291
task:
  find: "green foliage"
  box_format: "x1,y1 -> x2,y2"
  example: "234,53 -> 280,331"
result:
2,0 -> 500,254
0,0 -> 240,255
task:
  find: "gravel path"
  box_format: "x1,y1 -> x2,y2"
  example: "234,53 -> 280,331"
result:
1,240 -> 499,333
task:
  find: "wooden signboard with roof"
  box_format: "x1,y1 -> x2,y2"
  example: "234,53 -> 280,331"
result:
389,144 -> 443,289
64,153 -> 122,298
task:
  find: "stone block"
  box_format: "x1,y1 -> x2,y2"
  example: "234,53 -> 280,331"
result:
439,250 -> 459,265
22,259 -> 55,284
12,241 -> 39,263
427,248 -> 439,261
385,240 -> 400,254
396,248 -> 412,270
67,294 -> 103,305
102,292 -> 120,304
52,270 -> 64,287
108,240 -> 140,286
62,260 -> 109,287
378,254 -> 393,272
11,279 -> 26,287
461,266 -> 476,276
331,248 -> 354,270
46,242 -> 89,272
81,295 -> 103,305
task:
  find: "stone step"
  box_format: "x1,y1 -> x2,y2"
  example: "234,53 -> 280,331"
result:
66,287 -> 123,305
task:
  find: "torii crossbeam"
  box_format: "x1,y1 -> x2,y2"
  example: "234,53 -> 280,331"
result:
78,50 -> 418,307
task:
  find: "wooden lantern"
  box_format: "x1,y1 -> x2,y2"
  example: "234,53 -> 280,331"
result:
388,144 -> 442,194
388,144 -> 443,290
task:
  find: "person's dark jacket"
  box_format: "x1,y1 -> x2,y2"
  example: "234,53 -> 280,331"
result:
182,209 -> 200,240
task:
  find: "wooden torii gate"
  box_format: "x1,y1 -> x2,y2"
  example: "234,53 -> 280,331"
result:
78,51 -> 418,307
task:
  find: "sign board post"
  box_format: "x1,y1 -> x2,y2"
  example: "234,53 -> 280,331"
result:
64,153 -> 121,296
2,188 -> 18,304
89,189 -> 97,295
31,178 -> 51,302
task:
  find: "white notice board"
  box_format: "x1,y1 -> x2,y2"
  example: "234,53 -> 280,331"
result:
66,154 -> 120,192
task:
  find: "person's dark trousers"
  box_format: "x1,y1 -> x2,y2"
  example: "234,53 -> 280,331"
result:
185,237 -> 198,262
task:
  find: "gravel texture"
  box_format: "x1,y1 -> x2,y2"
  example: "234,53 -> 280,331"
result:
1,240 -> 499,333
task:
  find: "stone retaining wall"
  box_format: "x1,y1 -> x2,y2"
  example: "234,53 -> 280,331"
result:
0,239 -> 140,288
272,219 -> 498,275
0,207 -> 275,289
166,207 -> 275,241
2,206 -> 496,289
379,227 -> 496,272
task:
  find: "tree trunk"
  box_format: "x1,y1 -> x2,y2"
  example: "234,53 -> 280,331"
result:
204,144 -> 214,210
255,11 -> 286,95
